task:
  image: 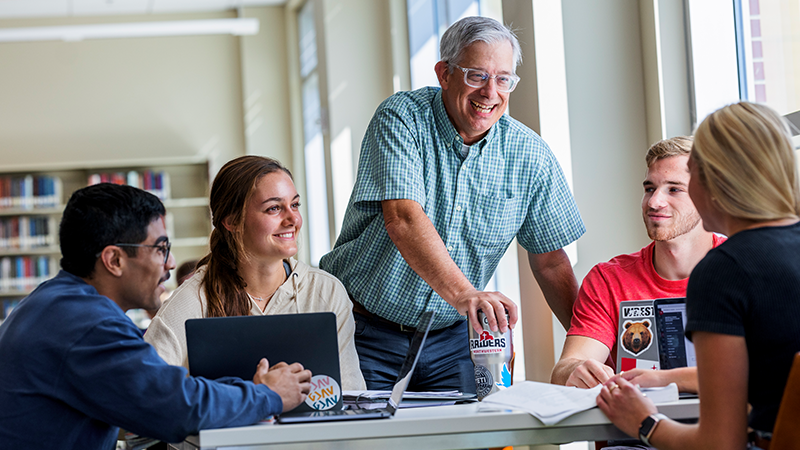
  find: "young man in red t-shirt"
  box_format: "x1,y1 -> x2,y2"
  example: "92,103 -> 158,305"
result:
551,136 -> 724,391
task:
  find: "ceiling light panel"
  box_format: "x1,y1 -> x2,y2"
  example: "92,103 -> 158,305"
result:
150,0 -> 232,15
0,0 -> 69,19
72,0 -> 149,16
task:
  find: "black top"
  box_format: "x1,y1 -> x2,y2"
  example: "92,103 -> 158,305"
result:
686,222 -> 800,432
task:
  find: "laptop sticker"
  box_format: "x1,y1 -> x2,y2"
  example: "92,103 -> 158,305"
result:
620,320 -> 654,356
305,375 -> 341,410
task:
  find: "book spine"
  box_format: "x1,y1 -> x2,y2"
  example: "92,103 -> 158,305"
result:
23,175 -> 33,210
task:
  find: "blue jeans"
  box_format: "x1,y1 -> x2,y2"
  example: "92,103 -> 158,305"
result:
353,312 -> 477,394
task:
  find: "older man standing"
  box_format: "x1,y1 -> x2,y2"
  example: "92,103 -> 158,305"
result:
320,16 -> 584,393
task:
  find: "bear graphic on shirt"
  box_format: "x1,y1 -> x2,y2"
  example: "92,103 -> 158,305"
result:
621,320 -> 653,356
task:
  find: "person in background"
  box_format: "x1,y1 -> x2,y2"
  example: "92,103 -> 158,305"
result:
319,16 -> 584,393
0,183 -> 311,449
145,155 -> 365,390
598,102 -> 800,450
175,259 -> 199,286
551,136 -> 724,392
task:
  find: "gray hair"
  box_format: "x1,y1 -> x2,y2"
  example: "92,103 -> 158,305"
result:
440,16 -> 522,71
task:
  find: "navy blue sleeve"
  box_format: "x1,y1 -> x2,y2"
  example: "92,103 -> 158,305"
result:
59,316 -> 282,443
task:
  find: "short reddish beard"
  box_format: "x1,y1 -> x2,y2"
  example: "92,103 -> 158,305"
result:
644,210 -> 702,241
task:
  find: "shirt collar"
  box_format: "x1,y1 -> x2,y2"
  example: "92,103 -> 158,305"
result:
432,89 -> 498,153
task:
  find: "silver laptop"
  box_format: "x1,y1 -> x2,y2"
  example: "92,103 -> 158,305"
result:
276,310 -> 435,424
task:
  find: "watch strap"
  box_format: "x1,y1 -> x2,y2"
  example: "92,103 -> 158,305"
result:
639,413 -> 668,446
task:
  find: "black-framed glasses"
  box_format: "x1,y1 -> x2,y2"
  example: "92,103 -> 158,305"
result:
450,63 -> 520,93
110,241 -> 171,265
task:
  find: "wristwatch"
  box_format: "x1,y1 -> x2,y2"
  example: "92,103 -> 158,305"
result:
639,413 -> 668,446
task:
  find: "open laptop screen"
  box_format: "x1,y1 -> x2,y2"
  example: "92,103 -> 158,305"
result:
385,310 -> 434,413
654,298 -> 696,370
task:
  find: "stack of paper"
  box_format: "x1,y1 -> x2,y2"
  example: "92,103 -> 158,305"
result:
478,381 -> 603,425
477,381 -> 680,425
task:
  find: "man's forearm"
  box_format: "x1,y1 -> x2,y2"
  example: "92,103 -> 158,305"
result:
383,200 -> 474,305
528,250 -> 578,330
665,367 -> 699,394
551,357 -> 582,385
382,199 -> 518,332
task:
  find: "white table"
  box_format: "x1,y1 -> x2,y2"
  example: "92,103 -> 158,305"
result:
172,399 -> 698,450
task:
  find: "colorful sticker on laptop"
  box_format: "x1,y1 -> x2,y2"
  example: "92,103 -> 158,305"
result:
619,319 -> 654,356
305,375 -> 341,410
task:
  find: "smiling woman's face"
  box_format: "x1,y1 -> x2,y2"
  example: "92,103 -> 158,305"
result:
240,171 -> 303,263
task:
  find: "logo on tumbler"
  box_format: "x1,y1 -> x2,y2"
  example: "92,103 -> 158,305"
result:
469,330 -> 507,354
474,364 -> 494,398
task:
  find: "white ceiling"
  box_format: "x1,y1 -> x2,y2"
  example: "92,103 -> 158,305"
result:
0,0 -> 285,19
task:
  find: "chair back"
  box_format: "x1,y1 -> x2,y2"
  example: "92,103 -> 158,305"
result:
770,352 -> 800,450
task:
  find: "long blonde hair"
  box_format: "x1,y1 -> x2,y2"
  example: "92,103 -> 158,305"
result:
692,101 -> 800,222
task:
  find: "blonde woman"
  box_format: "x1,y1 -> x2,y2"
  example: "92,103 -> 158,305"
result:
146,156 -> 365,390
597,102 -> 800,449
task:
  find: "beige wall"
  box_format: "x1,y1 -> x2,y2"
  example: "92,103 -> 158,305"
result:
322,0 -> 396,232
563,0 -> 652,282
240,6 -> 293,169
0,11 -> 254,172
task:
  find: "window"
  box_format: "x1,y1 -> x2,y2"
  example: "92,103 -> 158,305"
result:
734,0 -> 800,116
407,0 -> 502,89
686,0 -> 800,126
297,1 -> 331,267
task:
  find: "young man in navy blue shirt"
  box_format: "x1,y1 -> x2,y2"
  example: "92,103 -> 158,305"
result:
0,183 -> 311,449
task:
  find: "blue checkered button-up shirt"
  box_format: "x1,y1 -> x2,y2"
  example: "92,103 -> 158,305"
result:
319,87 -> 584,329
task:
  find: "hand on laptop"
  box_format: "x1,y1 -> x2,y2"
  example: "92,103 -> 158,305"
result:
252,358 -> 312,412
565,359 -> 615,389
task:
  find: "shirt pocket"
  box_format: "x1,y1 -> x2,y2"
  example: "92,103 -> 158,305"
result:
467,194 -> 520,256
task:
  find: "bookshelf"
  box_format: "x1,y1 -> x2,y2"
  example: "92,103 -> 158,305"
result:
0,160 -> 212,324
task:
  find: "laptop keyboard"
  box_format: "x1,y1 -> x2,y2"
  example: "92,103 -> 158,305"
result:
314,408 -> 380,416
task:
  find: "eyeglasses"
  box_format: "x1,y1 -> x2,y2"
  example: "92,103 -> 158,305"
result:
109,241 -> 171,265
450,64 -> 520,93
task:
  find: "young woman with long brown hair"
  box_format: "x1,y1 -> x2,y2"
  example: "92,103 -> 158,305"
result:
146,155 -> 365,390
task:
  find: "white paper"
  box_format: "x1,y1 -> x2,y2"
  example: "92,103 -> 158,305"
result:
477,381 -> 603,425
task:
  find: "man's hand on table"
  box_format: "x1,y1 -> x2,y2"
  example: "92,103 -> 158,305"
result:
565,359 -> 615,388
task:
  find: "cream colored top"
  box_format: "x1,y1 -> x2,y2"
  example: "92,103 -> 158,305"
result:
145,257 -> 366,390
